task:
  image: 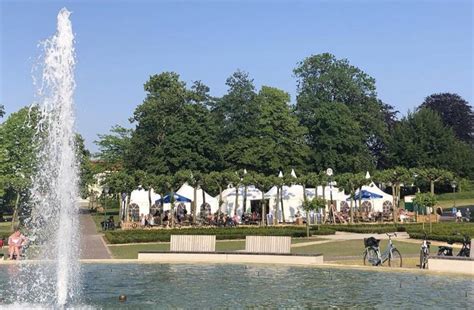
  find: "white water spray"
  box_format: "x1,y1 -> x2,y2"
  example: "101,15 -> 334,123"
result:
11,8 -> 81,307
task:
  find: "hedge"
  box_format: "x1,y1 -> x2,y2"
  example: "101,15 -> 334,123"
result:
326,225 -> 407,234
408,232 -> 469,243
104,227 -> 335,244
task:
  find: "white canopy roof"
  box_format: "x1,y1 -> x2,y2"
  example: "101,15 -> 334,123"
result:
129,187 -> 161,215
355,182 -> 393,201
176,183 -> 217,204
221,185 -> 263,201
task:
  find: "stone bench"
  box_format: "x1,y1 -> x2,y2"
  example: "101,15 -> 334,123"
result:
170,235 -> 216,252
245,236 -> 291,254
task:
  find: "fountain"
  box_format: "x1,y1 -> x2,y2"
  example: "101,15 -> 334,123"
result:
7,8 -> 81,307
1,7 -> 472,310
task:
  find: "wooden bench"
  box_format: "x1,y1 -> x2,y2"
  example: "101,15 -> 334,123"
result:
170,235 -> 216,252
245,236 -> 291,254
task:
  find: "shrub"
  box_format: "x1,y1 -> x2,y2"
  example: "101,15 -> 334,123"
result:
408,232 -> 467,243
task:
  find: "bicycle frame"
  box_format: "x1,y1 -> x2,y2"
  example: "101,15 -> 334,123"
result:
366,233 -> 397,265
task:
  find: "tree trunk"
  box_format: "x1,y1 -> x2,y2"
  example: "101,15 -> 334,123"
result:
11,192 -> 20,231
261,192 -> 266,226
218,186 -> 223,219
276,186 -> 280,225
350,190 -> 354,224
234,187 -> 239,216
280,186 -> 286,223
170,189 -> 175,228
117,193 -> 122,222
148,189 -> 152,210
303,184 -> 309,238
358,186 -> 362,215
430,180 -> 435,195
193,186 -> 197,223
243,185 -> 248,214
322,185 -> 326,222
393,185 -> 399,223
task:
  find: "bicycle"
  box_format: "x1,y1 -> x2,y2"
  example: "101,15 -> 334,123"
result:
363,233 -> 402,267
419,232 -> 430,269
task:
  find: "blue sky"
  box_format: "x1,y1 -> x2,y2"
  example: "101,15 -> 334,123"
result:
1,0 -> 472,152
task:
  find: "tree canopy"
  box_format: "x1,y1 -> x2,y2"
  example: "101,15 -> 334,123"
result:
419,93 -> 474,145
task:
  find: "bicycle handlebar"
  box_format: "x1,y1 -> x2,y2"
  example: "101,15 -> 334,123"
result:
386,233 -> 397,238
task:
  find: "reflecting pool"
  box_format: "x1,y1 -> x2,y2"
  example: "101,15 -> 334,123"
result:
0,263 -> 472,309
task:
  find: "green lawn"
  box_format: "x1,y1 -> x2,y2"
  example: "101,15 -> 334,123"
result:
437,199 -> 474,208
291,239 -> 421,259
436,191 -> 474,201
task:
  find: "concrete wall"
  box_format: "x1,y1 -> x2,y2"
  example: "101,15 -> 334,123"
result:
429,257 -> 474,275
138,252 -> 324,266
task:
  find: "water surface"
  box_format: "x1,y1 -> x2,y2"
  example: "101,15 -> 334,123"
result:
0,263 -> 472,309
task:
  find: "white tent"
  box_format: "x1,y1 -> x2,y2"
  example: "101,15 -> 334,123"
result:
129,187 -> 161,216
220,185 -> 263,216
313,185 -> 350,212
265,185 -> 305,222
176,183 -> 219,214
265,185 -> 350,222
351,182 -> 394,213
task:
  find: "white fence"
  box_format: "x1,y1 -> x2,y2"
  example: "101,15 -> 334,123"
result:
245,236 -> 291,254
170,235 -> 216,252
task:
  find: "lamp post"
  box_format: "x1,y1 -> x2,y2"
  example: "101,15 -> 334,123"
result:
326,168 -> 334,223
451,181 -> 457,209
326,168 -> 334,205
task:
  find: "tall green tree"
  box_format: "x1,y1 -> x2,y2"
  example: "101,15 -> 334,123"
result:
76,134 -> 95,199
220,86 -> 310,173
95,125 -> 132,169
294,53 -> 392,169
419,93 -> 473,145
0,107 -> 39,228
388,108 -> 474,178
216,70 -> 258,141
305,102 -> 374,172
127,72 -> 219,174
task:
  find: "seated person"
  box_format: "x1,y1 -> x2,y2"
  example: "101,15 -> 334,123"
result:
8,229 -> 27,260
107,216 -> 115,229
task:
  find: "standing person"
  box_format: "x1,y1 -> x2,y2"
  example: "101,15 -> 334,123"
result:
8,229 -> 27,260
456,209 -> 463,222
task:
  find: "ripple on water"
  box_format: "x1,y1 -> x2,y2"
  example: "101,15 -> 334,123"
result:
1,263 -> 472,309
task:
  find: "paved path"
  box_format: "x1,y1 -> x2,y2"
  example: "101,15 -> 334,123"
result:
79,206 -> 111,259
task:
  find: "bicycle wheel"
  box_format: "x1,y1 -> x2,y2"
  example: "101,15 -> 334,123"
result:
363,247 -> 379,266
389,248 -> 402,268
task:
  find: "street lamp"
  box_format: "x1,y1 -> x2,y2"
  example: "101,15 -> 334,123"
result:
451,181 -> 457,209
326,168 -> 334,205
